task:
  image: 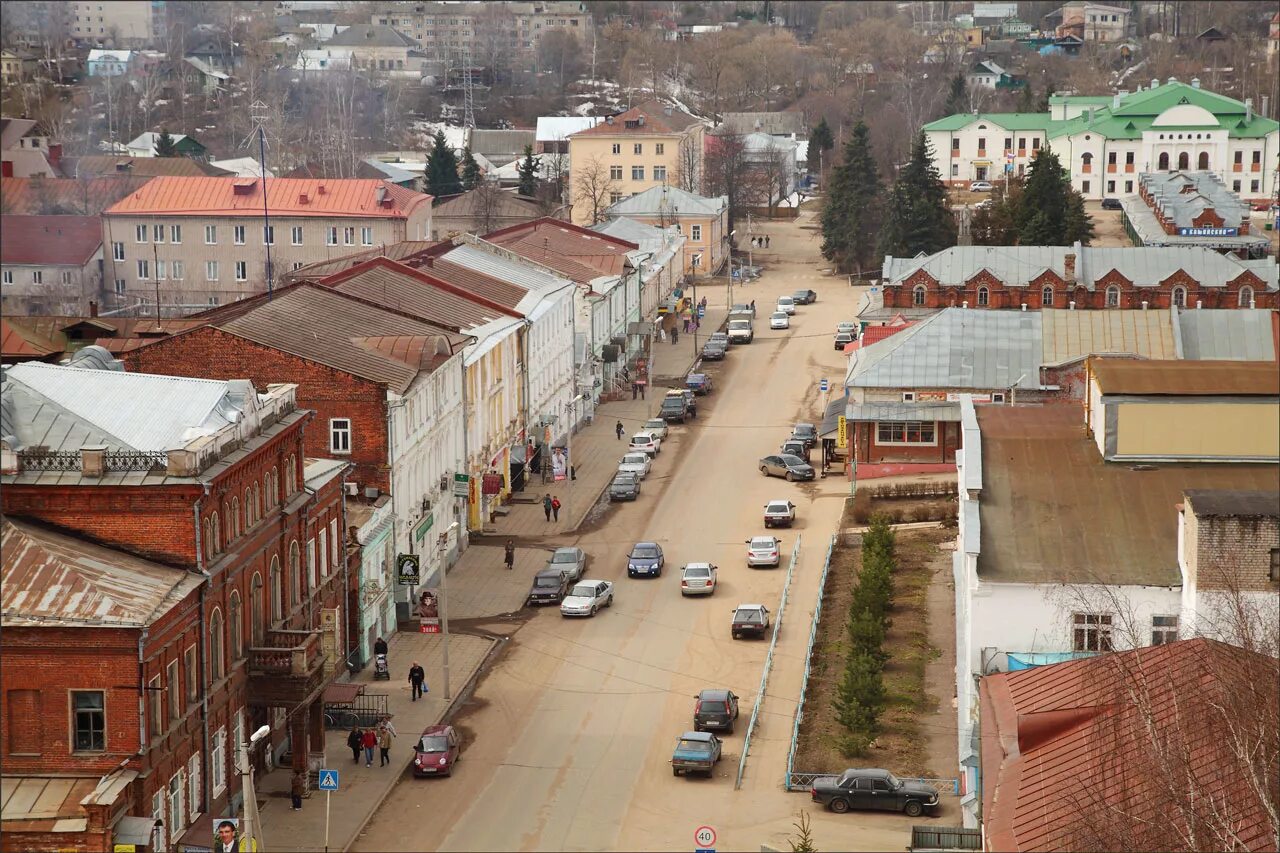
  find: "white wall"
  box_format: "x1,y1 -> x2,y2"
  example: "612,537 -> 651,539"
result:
524,286 -> 577,436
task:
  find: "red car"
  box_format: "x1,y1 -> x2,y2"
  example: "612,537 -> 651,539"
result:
412,724 -> 460,777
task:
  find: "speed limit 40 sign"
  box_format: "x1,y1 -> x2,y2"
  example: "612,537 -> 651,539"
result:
694,825 -> 717,850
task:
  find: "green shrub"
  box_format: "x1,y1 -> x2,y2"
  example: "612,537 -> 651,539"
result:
837,731 -> 874,758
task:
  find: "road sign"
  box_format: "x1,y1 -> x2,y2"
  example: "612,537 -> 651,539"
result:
317,769 -> 339,791
694,826 -> 717,848
819,378 -> 829,392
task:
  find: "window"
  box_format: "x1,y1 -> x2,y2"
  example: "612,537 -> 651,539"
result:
205,225 -> 217,244
229,591 -> 242,660
611,143 -> 620,154
330,418 -> 351,453
951,164 -> 959,177
1233,180 -> 1242,192
1151,615 -> 1179,645
633,143 -> 642,155
653,165 -> 667,182
1271,548 -> 1280,582
270,557 -> 283,622
184,644 -> 198,703
913,285 -> 927,306
155,260 -> 166,280
112,241 -> 125,261
211,728 -> 227,797
137,259 -> 149,279
153,224 -> 164,243
234,261 -> 247,282
631,166 -> 644,180
263,225 -> 274,245
206,260 -> 218,281
610,192 -> 623,204
188,754 -> 201,820
951,138 -> 960,152
1251,179 -> 1260,193
136,224 -> 147,243
1253,150 -> 1262,165
976,286 -> 989,306
1198,152 -> 1209,170
166,659 -> 180,720
1171,286 -> 1186,308
291,226 -> 304,245
876,421 -> 936,444
250,573 -> 264,645
149,675 -> 162,734
1177,152 -> 1189,170
114,279 -> 125,294
1105,285 -> 1121,307
902,392 -> 916,402
1106,181 -> 1115,193
609,165 -> 623,180
1017,137 -> 1026,151
1031,138 -> 1040,150
233,225 -> 245,245
690,224 -> 701,241
977,137 -> 986,151
167,771 -> 185,838
152,792 -> 165,852
1107,152 -> 1116,165
344,227 -> 355,245
1239,286 -> 1254,308
169,259 -> 183,281
71,691 -> 106,752
1072,613 -> 1113,651
287,456 -> 297,494
991,392 -> 1006,403
655,143 -> 664,155
1,270 -> 11,285
1158,152 -> 1170,170
326,227 -> 338,246
170,224 -> 181,243
330,519 -> 340,569
31,270 -> 42,285
1041,286 -> 1053,306
1125,152 -> 1134,166
319,527 -> 329,578
60,270 -> 73,285
361,226 -> 373,246
1004,137 -> 1012,151
290,541 -> 302,605
1125,180 -> 1133,192
1081,180 -> 1090,194
308,539 -> 318,591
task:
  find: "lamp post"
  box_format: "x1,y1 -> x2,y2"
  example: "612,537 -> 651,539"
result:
436,521 -> 459,700
237,724 -> 271,852
725,229 -> 736,308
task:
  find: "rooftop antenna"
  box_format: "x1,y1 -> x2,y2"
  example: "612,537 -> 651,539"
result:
243,100 -> 275,300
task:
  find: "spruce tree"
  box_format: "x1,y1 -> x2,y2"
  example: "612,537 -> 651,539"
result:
809,116 -> 834,173
153,129 -> 179,157
833,650 -> 885,740
942,74 -> 968,116
460,147 -> 482,191
425,130 -> 462,198
1064,190 -> 1096,244
516,145 -> 539,197
820,121 -> 881,276
878,132 -> 957,259
1017,147 -> 1070,245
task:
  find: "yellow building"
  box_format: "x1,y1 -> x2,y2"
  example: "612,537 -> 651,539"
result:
567,100 -> 705,226
604,185 -> 729,277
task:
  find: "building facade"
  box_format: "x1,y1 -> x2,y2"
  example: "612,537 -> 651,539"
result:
0,215 -> 103,315
73,1 -> 166,47
371,2 -> 592,66
605,185 -> 728,277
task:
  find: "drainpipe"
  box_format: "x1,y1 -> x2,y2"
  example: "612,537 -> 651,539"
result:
136,629 -> 148,758
521,317 -> 532,478
192,489 -> 213,814
384,395 -> 404,622
459,353 -> 470,538
339,464 -> 353,669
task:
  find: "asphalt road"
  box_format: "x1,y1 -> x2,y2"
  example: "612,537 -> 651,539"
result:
353,213 -> 941,852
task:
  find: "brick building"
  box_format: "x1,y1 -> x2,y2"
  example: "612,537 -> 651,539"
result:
1,352 -> 350,851
1120,170 -> 1271,258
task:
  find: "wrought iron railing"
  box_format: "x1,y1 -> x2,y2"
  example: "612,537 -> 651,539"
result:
16,451 -> 82,471
103,450 -> 169,471
17,449 -> 167,472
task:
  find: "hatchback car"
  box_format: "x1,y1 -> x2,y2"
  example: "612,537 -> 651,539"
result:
526,568 -> 570,605
629,432 -> 662,456
627,541 -> 665,577
1101,197 -> 1123,210
764,500 -> 796,528
560,579 -> 613,616
680,562 -> 718,596
792,289 -> 818,305
836,322 -> 857,336
685,373 -> 713,395
617,451 -> 652,480
770,311 -> 790,330
609,472 -> 642,502
641,418 -> 669,440
775,296 -> 797,315
834,331 -> 855,351
780,438 -> 810,462
693,689 -> 739,733
745,536 -> 781,567
412,724 -> 461,777
731,604 -> 771,639
758,453 -> 815,481
546,546 -> 586,582
969,180 -> 994,192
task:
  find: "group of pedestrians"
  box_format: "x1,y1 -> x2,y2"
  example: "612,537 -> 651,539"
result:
542,493 -> 562,522
749,235 -> 771,248
346,717 -> 397,768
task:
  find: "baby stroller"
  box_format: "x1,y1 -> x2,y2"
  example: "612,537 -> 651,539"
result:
372,653 -> 390,680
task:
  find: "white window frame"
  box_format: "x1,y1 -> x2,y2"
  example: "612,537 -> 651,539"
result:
263,224 -> 274,245
631,165 -> 644,180
187,753 -> 201,820
361,226 -> 373,246
167,770 -> 185,837
901,392 -> 916,403
211,726 -> 227,797
690,224 -> 702,241
153,224 -> 164,243
170,224 -> 182,243
235,261 -> 247,282
876,421 -> 937,445
1105,285 -> 1121,308
155,260 -> 166,280
319,527 -> 329,577
61,270 -> 73,285
291,226 -> 304,246
633,143 -> 642,155
172,260 -> 184,280
135,224 -> 148,243
137,259 -> 149,280
655,143 -> 665,155
1151,615 -> 1179,645
152,792 -> 166,852
329,418 -> 351,454
114,278 -> 126,294
206,260 -> 219,282
653,165 -> 667,182
205,225 -> 217,244
343,226 -> 355,246
308,539 -> 318,590
113,241 -> 125,261
233,224 -> 246,245
31,270 -> 42,285
330,518 -> 340,569
1072,612 -> 1113,652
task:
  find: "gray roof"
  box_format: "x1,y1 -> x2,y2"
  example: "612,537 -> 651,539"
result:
845,401 -> 963,423
467,129 -> 535,164
327,24 -> 417,48
443,241 -> 573,295
1177,308 -> 1277,361
605,185 -> 727,218
1120,195 -> 1269,251
1139,171 -> 1250,230
361,157 -> 419,184
1184,489 -> 1280,518
720,112 -> 806,136
847,309 -> 1043,391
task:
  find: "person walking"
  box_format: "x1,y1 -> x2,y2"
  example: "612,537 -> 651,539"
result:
631,382 -> 638,399
291,774 -> 305,810
361,727 -> 377,767
504,540 -> 515,570
408,661 -> 426,700
551,496 -> 561,522
543,493 -> 553,522
616,419 -> 625,440
670,325 -> 678,344
373,636 -> 388,657
378,725 -> 393,766
347,726 -> 363,763
750,299 -> 756,312
765,235 -> 770,248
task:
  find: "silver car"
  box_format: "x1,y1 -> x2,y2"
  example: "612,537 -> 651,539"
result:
680,563 -> 718,596
642,418 -> 670,440
546,546 -> 586,582
745,536 -> 782,568
560,579 -> 614,617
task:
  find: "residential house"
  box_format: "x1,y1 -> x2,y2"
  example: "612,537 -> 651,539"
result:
537,116 -> 603,154
488,151 -> 568,189
293,48 -> 355,72
183,56 -> 230,95
0,175 -> 154,216
720,111 -> 807,138
966,59 -> 1021,90
470,128 -> 537,169
740,132 -> 799,207
72,0 -> 166,46
1,117 -> 63,178
184,39 -> 241,72
0,216 -> 104,315
568,100 -> 706,225
604,185 -> 729,277
1,353 -> 349,851
0,49 -> 38,84
1049,2 -> 1130,42
1121,170 -> 1270,257
593,217 -> 686,319
430,189 -> 555,240
124,131 -> 209,160
86,48 -> 133,76
372,2 -> 593,66
65,154 -> 231,178
99,177 -> 433,315
323,24 -> 423,76
359,157 -> 424,190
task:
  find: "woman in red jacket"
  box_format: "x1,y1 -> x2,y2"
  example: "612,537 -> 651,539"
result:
361,727 -> 377,767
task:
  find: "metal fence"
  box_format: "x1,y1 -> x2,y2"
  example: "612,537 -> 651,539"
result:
783,534 -> 838,790
735,534 -> 801,790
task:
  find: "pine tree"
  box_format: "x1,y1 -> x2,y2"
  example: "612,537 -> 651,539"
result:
460,147 -> 482,191
425,130 -> 462,198
516,145 -> 539,197
1017,147 -> 1070,245
833,650 -> 885,736
788,812 -> 818,853
1064,190 -> 1096,244
153,129 -> 179,157
809,117 -> 834,174
878,132 -> 957,259
942,74 -> 968,116
847,606 -> 886,662
820,121 -> 881,276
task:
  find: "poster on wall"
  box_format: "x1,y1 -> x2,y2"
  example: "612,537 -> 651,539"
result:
551,447 -> 569,481
213,818 -> 256,852
417,588 -> 441,634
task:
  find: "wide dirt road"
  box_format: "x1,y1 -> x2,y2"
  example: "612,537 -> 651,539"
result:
354,213 -> 928,852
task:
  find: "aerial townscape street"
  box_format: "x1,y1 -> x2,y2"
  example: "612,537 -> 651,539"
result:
1,2 -> 1278,853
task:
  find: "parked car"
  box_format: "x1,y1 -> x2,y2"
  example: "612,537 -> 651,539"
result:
792,289 -> 818,304
546,547 -> 586,582
745,536 -> 782,567
709,331 -> 731,348
693,689 -> 739,733
527,568 -> 570,605
836,321 -> 857,336
770,311 -> 790,330
630,432 -> 662,456
660,396 -> 690,423
680,562 -> 718,596
641,418 -> 669,440
969,180 -> 993,192
727,318 -> 754,344
559,579 -> 614,617
730,303 -> 756,319
758,453 -> 815,481
685,373 -> 713,395
731,603 -> 771,639
791,423 -> 818,450
627,541 -> 665,578
810,769 -> 941,817
671,731 -> 722,777
775,295 -> 797,315
1101,197 -> 1123,210
666,388 -> 697,417
701,339 -> 727,360
609,472 -> 642,502
780,438 -> 810,462
617,451 -> 652,480
412,724 -> 461,777
764,500 -> 796,528
834,331 -> 855,350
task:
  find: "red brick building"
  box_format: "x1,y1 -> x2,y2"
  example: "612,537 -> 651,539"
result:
1,354 -> 350,851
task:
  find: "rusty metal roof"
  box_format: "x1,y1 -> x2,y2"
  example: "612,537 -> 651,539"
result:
0,175 -> 155,215
1091,358 -> 1280,395
0,319 -> 58,360
1040,307 -> 1176,365
481,218 -> 637,284
975,405 -> 1280,584
0,215 -> 103,266
103,177 -> 430,218
322,257 -> 524,325
1,518 -> 203,627
282,241 -> 440,282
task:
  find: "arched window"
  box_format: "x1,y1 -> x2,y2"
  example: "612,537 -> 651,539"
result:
210,512 -> 220,555
244,488 -> 253,528
913,285 -> 926,306
289,541 -> 302,605
1171,286 -> 1187,308
1081,152 -> 1093,171
253,483 -> 261,518
1197,152 -> 1209,170
1106,285 -> 1121,308
1041,286 -> 1054,307
1239,285 -> 1254,308
250,573 -> 264,646
230,498 -> 240,539
1158,152 -> 1170,170
263,473 -> 272,509
271,468 -> 279,507
228,590 -> 243,660
203,518 -> 214,561
209,607 -> 224,681
1177,152 -> 1189,170
977,286 -> 990,306
269,556 -> 283,623
286,456 -> 297,495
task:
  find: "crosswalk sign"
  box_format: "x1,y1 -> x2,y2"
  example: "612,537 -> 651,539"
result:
317,769 -> 340,791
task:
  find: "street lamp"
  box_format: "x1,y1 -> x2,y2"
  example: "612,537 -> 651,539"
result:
725,229 -> 736,307
436,521 -> 460,700
237,724 -> 271,852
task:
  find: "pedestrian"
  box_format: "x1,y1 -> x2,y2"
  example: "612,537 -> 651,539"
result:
671,325 -> 678,344
543,493 -> 553,522
373,636 -> 388,657
616,419 -> 625,439
291,773 -> 304,810
408,661 -> 426,700
347,726 -> 362,763
504,540 -> 515,570
639,383 -> 646,400
380,715 -> 397,737
361,727 -> 377,767
765,235 -> 770,248
551,495 -> 561,521
631,382 -> 638,400
658,326 -> 666,343
378,725 -> 393,766
750,299 -> 756,312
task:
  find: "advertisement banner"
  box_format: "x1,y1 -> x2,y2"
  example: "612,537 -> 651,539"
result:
416,588 -> 440,633
396,554 -> 420,585
551,446 -> 569,481
451,473 -> 469,497
837,416 -> 848,449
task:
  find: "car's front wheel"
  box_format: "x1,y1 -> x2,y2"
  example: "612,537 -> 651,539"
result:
829,798 -> 850,814
673,767 -> 681,777
590,605 -> 597,616
760,466 -> 770,476
904,800 -> 924,817
785,472 -> 795,482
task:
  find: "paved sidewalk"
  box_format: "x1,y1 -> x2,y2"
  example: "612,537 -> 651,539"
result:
255,630 -> 495,852
447,543 -> 552,619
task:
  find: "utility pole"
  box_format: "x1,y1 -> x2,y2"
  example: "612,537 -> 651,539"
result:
237,725 -> 271,853
436,521 -> 459,700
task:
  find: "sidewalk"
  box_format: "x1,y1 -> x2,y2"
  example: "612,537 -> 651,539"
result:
255,629 -> 495,853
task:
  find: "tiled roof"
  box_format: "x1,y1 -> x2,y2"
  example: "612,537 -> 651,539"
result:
481,218 -> 638,284
66,155 -> 232,178
1039,307 -> 1176,365
0,215 -> 102,266
571,99 -> 702,137
1177,308 -> 1277,361
1091,358 -> 1279,395
0,176 -> 155,215
858,323 -> 914,347
1,517 -> 203,628
103,177 -> 431,218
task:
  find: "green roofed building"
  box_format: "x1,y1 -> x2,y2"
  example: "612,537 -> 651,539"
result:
922,78 -> 1278,202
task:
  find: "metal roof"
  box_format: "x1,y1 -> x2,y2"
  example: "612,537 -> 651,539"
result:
440,242 -> 572,295
285,241 -> 439,281
103,177 -> 430,219
1120,195 -> 1269,250
1184,489 -> 1279,518
605,185 -> 727,218
571,99 -> 701,136
1138,170 -> 1249,230
1,517 -> 203,627
481,219 -> 636,284
1177,308 -> 1277,361
67,155 -> 232,177
326,24 -> 417,47
1039,307 -> 1177,365
845,401 -> 963,423
1091,358 -> 1279,395
0,175 -> 155,215
720,111 -> 806,136
324,258 -> 520,328
0,216 -> 103,266
536,116 -> 603,141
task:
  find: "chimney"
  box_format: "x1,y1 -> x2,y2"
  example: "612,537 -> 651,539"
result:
606,115 -> 614,125
89,300 -> 99,317
80,445 -> 107,478
1167,76 -> 1177,85
1263,96 -> 1272,118
1063,251 -> 1076,283
298,192 -> 309,204
1112,92 -> 1121,109
1151,78 -> 1159,89
47,142 -> 62,167
1191,77 -> 1201,89
1196,300 -> 1203,309
1141,300 -> 1148,310
1245,98 -> 1253,122
1020,303 -> 1027,311
962,300 -> 969,308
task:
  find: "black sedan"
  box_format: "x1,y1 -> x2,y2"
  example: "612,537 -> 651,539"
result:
792,289 -> 818,304
701,340 -> 727,360
811,768 -> 940,817
758,454 -> 815,481
609,472 -> 641,501
526,568 -> 570,605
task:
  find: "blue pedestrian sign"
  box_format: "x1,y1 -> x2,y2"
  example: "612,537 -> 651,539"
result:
819,378 -> 829,392
317,769 -> 340,791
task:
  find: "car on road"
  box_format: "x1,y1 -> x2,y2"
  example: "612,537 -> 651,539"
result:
709,331 -> 730,348
412,724 -> 461,777
791,423 -> 818,450
667,388 -> 697,417
560,579 -> 614,616
836,321 -> 857,336
627,541 -> 665,577
769,311 -> 790,330
745,536 -> 782,567
630,432 -> 662,456
680,562 -> 718,596
731,603 -> 771,639
693,689 -> 739,733
685,373 -> 713,395
780,438 -> 810,462
526,568 -> 570,605
764,500 -> 796,528
1101,197 -> 1123,210
792,289 -> 818,305
727,318 -> 754,344
775,295 -> 797,315
671,731 -> 722,777
969,180 -> 994,192
659,395 -> 691,423
730,303 -> 756,319
546,546 -> 586,582
810,768 -> 941,817
609,472 -> 642,502
759,453 -> 815,481
641,418 -> 669,440
701,339 -> 727,360
617,451 -> 652,480
834,330 -> 855,350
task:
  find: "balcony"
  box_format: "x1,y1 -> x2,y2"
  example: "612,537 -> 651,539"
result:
247,629 -> 329,707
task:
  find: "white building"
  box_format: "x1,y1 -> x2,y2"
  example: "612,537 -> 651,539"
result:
923,79 -> 1279,201
593,217 -> 686,319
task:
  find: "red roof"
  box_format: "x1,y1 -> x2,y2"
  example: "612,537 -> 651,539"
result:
103,177 -> 431,218
481,218 -> 638,285
979,638 -> 1279,852
0,318 -> 58,360
571,99 -> 701,137
0,176 -> 155,215
0,215 -> 102,266
860,322 -> 914,347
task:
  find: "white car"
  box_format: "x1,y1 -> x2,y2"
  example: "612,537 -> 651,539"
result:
680,563 -> 718,596
745,536 -> 782,568
617,451 -> 653,480
560,579 -> 614,617
764,500 -> 796,528
836,321 -> 857,335
969,180 -> 994,192
769,311 -> 790,330
629,432 -> 662,457
775,296 -> 796,315
642,418 -> 669,440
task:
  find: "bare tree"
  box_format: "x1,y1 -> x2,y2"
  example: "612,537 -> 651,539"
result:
674,134 -> 701,194
704,130 -> 755,232
572,154 -> 617,226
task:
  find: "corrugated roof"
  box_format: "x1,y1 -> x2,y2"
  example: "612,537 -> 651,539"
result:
1138,170 -> 1249,230
481,218 -> 637,284
571,99 -> 701,137
0,215 -> 102,266
0,315 -> 203,362
605,184 -> 727,217
432,188 -> 542,219
0,319 -> 57,359
1177,308 -> 1277,361
468,129 -> 536,161
536,116 -> 603,140
437,241 -> 574,298
326,24 -> 417,47
66,155 -> 232,178
1091,358 -> 1279,395
845,401 -> 963,422
1184,488 -> 1279,518
1,518 -> 203,627
284,241 -> 440,281
720,111 -> 806,136
322,258 -> 520,329
1040,307 -> 1177,365
0,175 -> 155,215
975,405 -> 1280,584
103,177 -> 430,218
